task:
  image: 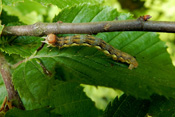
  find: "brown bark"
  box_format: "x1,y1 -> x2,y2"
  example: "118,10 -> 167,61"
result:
2,20 -> 175,36
0,52 -> 24,109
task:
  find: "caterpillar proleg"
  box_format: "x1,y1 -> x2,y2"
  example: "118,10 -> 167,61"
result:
42,34 -> 138,70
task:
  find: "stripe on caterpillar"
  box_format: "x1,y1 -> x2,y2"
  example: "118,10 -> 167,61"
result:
43,34 -> 138,70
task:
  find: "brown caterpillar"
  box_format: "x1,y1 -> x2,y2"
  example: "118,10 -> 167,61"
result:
42,34 -> 138,70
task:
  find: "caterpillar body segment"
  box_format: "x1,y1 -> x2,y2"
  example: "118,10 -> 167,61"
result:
43,34 -> 138,69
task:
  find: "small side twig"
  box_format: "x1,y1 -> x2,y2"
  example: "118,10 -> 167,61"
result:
0,97 -> 7,112
36,42 -> 46,52
0,52 -> 24,110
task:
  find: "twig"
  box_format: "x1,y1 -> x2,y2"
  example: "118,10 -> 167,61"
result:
2,19 -> 175,36
0,52 -> 24,109
0,97 -> 7,112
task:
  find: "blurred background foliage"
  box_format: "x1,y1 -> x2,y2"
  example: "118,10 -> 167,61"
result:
1,0 -> 175,110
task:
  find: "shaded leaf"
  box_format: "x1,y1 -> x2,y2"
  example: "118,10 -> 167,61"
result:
49,80 -> 103,116
0,36 -> 43,57
148,95 -> 175,117
5,107 -> 61,117
12,60 -> 102,116
104,94 -> 150,117
0,10 -> 20,25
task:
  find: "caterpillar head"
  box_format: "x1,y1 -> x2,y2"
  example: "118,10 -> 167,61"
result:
42,34 -> 57,46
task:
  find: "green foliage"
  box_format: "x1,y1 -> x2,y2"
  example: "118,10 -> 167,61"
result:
13,62 -> 102,115
0,0 -> 175,116
2,0 -> 48,24
0,10 -> 20,25
0,0 -> 2,14
0,74 -> 8,105
0,0 -> 4,35
0,24 -> 4,35
148,95 -> 175,117
52,4 -> 175,99
0,36 -> 43,57
104,94 -> 150,117
2,0 -> 23,5
35,0 -> 104,9
5,107 -> 61,117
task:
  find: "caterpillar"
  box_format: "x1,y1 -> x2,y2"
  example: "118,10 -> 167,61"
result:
42,34 -> 138,70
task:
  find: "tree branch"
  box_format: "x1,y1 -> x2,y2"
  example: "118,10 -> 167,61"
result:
0,52 -> 24,109
2,19 -> 175,36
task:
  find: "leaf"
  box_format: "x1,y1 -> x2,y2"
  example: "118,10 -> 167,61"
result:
148,95 -> 175,117
53,4 -> 119,23
35,0 -> 104,9
0,10 -> 39,57
0,73 -> 8,105
103,94 -> 150,117
5,107 -> 61,117
49,80 -> 103,116
2,0 -> 47,24
2,0 -> 23,5
42,4 -> 175,99
0,24 -> 4,36
0,0 -> 2,14
0,4 -> 4,36
0,10 -> 20,25
12,60 -> 102,116
0,36 -> 43,57
0,10 -> 38,57
12,4 -> 175,113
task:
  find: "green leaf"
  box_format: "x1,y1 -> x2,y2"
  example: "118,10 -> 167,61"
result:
0,36 -> 43,57
0,10 -> 37,57
35,0 -> 104,9
12,4 -> 175,113
2,0 -> 23,5
0,0 -> 2,14
148,95 -> 175,117
2,0 -> 47,24
12,60 -> 102,116
0,4 -> 4,36
0,24 -> 4,36
0,73 -> 8,105
104,94 -> 150,117
0,10 -> 21,25
5,107 -> 61,117
49,80 -> 103,116
53,4 -> 119,23
45,4 -> 175,98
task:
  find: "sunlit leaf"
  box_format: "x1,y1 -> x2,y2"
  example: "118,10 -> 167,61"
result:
2,0 -> 23,5
36,0 -> 104,9
0,74 -> 8,105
